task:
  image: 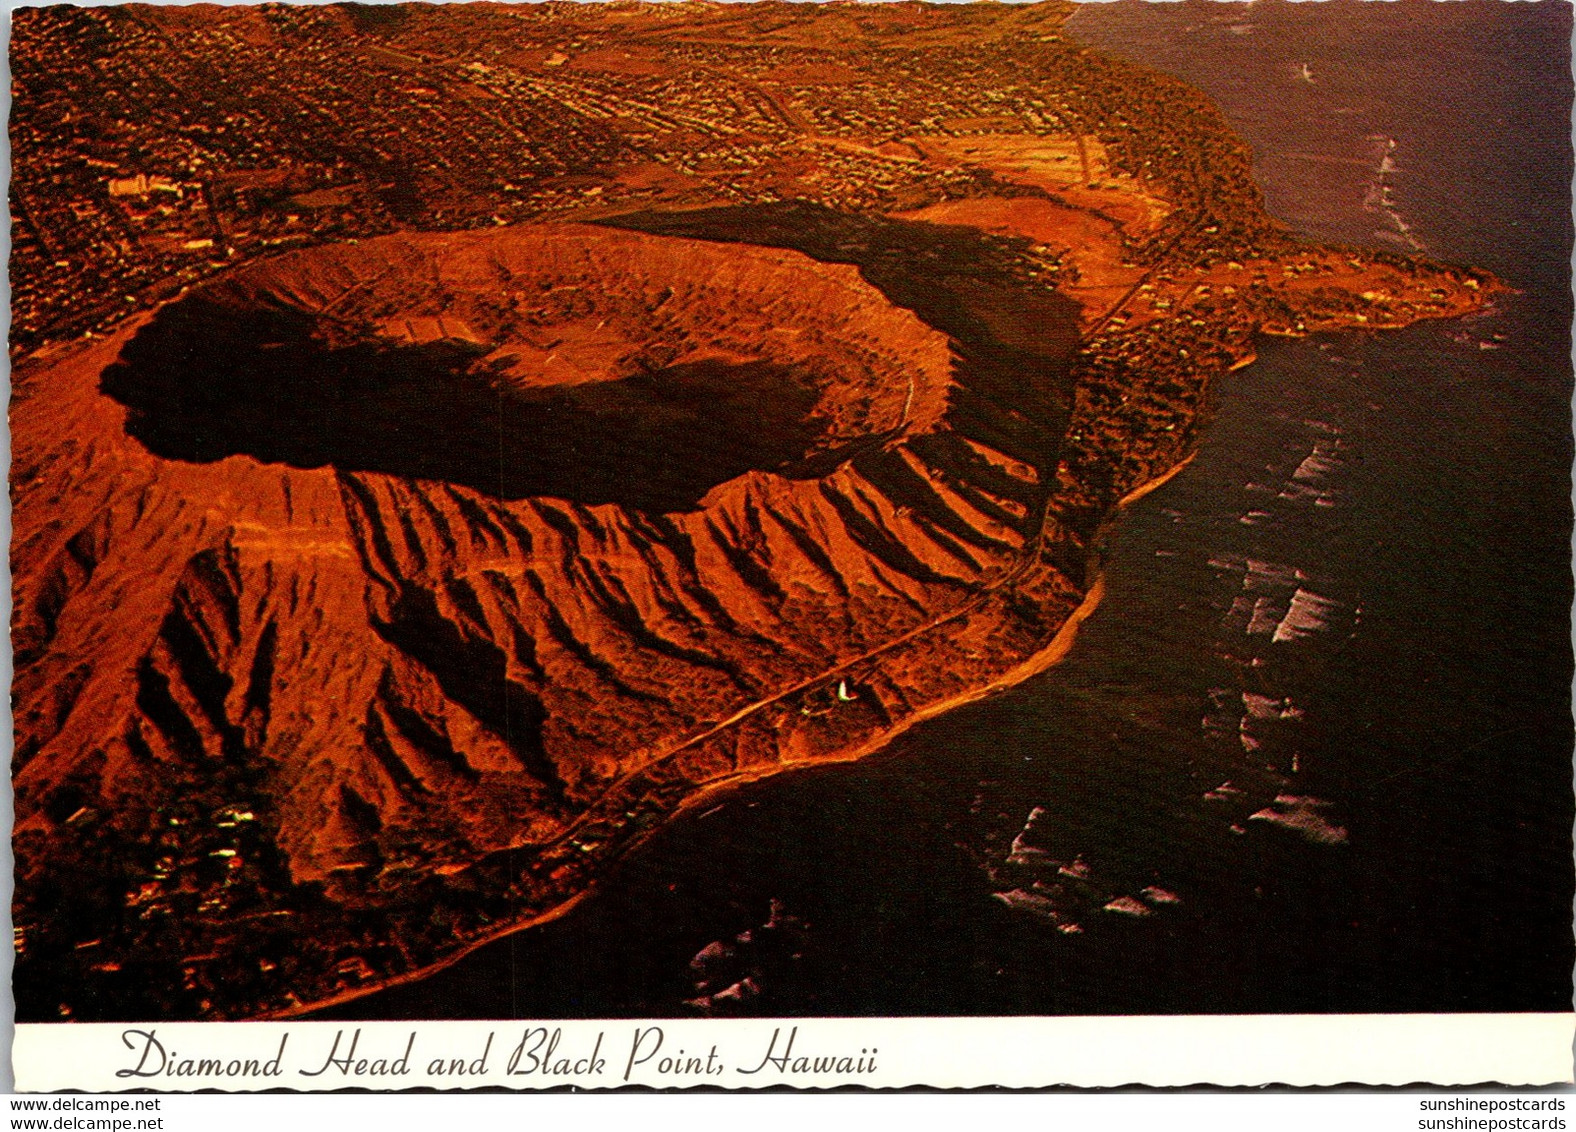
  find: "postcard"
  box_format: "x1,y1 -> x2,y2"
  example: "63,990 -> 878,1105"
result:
8,0 -> 1573,1091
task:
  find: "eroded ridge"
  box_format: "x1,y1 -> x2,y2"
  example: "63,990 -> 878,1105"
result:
11,0 -> 1496,1020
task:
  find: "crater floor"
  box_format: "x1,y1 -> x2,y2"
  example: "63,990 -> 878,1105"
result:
101,224 -> 955,511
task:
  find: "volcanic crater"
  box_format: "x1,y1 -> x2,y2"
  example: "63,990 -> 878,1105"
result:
13,212 -> 1094,1020
102,224 -> 956,512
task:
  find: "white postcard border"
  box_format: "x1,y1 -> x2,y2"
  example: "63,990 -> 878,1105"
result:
12,1014 -> 1575,1092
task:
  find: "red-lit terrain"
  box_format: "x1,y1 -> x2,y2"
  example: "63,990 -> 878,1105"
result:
10,0 -> 1498,1020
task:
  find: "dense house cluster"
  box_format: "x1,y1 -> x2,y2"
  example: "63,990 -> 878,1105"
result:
10,1 -> 1294,355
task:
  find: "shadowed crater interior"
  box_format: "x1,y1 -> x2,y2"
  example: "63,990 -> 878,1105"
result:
101,293 -> 830,513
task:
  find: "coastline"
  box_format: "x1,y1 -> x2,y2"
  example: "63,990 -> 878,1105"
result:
282,451 -> 1201,1021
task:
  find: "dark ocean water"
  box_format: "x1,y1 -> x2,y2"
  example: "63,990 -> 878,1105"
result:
327,0 -> 1574,1020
